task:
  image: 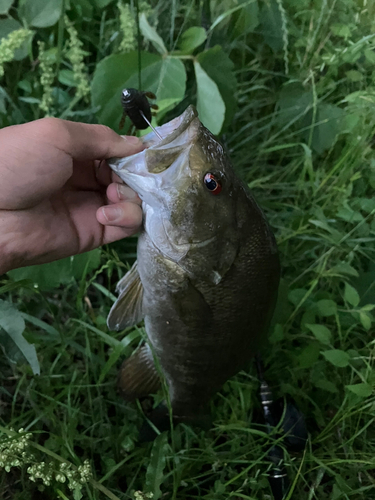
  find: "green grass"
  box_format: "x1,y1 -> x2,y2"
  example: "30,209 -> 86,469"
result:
2,0 -> 375,498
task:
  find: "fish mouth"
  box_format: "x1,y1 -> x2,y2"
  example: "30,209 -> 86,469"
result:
108,105 -> 199,176
142,105 -> 198,150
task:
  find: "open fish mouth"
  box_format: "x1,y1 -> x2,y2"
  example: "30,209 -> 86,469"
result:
142,105 -> 198,150
108,105 -> 199,176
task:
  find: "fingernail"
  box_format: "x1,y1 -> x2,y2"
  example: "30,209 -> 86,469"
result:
121,135 -> 142,144
117,184 -> 138,201
102,206 -> 123,223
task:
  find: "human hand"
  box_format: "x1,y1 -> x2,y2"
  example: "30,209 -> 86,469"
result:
0,118 -> 145,275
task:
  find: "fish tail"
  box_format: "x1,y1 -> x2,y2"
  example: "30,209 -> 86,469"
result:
139,403 -> 212,442
139,403 -> 171,442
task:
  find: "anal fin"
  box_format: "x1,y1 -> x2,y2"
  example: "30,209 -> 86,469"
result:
107,260 -> 143,331
118,344 -> 161,401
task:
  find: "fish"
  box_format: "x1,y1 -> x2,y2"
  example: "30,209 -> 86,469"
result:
107,105 -> 280,428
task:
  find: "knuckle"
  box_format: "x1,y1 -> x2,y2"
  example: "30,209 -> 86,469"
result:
37,117 -> 63,134
95,124 -> 114,137
36,117 -> 71,145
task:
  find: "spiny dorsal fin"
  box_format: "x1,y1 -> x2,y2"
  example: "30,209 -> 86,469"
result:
118,344 -> 161,401
107,261 -> 144,331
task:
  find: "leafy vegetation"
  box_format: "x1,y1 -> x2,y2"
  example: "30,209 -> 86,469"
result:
1,0 -> 375,498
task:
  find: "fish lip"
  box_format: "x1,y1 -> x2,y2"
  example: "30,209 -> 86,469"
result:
108,105 -> 199,179
141,105 -> 198,150
108,105 -> 198,172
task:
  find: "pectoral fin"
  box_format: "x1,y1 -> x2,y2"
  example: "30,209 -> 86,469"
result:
107,261 -> 144,331
118,344 -> 161,400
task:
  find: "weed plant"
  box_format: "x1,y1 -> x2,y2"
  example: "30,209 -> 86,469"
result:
1,0 -> 375,499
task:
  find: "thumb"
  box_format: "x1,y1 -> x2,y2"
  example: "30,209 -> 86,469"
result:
21,117 -> 145,160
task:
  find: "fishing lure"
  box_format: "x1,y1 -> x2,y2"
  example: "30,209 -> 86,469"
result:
256,356 -> 307,500
119,88 -> 160,137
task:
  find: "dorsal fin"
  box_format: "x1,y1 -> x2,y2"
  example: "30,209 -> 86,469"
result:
107,261 -> 144,331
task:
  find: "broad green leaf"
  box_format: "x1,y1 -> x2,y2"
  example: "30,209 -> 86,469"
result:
354,261 -> 375,305
209,0 -> 256,33
0,0 -> 13,15
8,258 -> 73,291
346,383 -> 372,398
301,309 -> 316,330
365,47 -> 375,64
140,13 -> 167,55
298,342 -> 320,369
92,51 -> 160,128
18,97 -> 40,104
18,80 -> 32,93
337,204 -> 363,223
259,0 -> 283,52
178,27 -> 206,54
197,46 -> 237,130
359,311 -> 372,330
322,349 -> 350,368
269,323 -> 283,343
229,0 -> 259,37
73,0 -> 93,19
277,84 -> 313,125
0,300 -> 40,375
308,103 -> 344,154
346,70 -> 363,83
329,263 -> 359,278
306,324 -> 332,345
92,52 -> 186,131
361,304 -> 375,312
58,69 -> 77,87
314,379 -> 338,393
146,432 -> 169,500
73,487 -> 83,500
276,84 -> 344,153
331,23 -> 351,39
344,283 -> 360,307
0,19 -> 32,61
23,0 -> 63,28
316,299 -> 337,317
356,197 -> 375,214
288,288 -> 308,306
194,61 -> 225,135
151,57 -> 186,103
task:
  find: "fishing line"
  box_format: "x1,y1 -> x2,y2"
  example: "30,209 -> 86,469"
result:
135,0 -> 142,90
140,110 -> 163,140
134,0 -> 162,142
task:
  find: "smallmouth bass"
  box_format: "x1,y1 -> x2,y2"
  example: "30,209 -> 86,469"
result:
107,105 -> 280,426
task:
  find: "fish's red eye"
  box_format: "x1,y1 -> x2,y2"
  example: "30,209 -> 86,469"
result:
203,173 -> 222,195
